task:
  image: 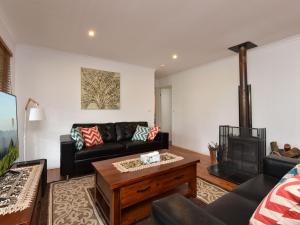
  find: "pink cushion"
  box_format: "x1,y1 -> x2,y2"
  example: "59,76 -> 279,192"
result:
80,126 -> 103,147
148,126 -> 160,141
249,175 -> 300,225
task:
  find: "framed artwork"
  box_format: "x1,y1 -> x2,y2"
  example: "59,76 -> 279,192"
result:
81,67 -> 120,109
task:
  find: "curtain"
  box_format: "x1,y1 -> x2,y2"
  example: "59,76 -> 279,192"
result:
0,37 -> 12,93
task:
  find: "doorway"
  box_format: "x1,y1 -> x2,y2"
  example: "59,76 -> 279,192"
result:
155,86 -> 172,143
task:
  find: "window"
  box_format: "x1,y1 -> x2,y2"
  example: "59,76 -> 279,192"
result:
0,36 -> 12,93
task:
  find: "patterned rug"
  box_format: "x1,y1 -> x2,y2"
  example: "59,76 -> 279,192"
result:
196,178 -> 228,204
48,175 -> 227,225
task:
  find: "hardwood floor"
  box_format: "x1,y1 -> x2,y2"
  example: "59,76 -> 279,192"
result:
47,167 -> 63,183
47,145 -> 237,191
171,146 -> 237,191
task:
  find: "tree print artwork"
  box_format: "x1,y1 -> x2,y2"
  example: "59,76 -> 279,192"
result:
81,68 -> 120,109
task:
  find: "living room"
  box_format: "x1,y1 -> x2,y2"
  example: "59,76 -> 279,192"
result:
0,1 -> 300,225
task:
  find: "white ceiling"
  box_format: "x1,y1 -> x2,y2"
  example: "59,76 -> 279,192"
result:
1,0 -> 300,77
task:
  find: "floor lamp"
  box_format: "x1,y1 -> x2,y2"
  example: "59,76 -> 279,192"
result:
23,98 -> 43,161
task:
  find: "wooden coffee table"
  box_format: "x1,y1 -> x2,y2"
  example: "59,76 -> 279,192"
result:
92,149 -> 200,225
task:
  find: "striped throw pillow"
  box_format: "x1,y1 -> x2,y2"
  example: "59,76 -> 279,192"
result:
81,126 -> 103,147
278,164 -> 300,183
70,127 -> 84,151
148,126 -> 160,141
132,125 -> 151,142
249,175 -> 300,225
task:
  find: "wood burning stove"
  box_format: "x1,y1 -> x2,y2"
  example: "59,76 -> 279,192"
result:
208,126 -> 266,184
208,42 -> 266,184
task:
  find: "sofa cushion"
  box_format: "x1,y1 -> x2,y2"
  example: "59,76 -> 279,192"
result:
70,127 -> 84,151
73,123 -> 98,129
205,192 -> 258,225
97,123 -> 117,142
120,140 -> 161,152
73,123 -> 117,143
75,143 -> 124,160
132,125 -> 151,141
278,163 -> 300,183
148,126 -> 160,141
152,194 -> 227,225
115,122 -> 148,141
249,175 -> 300,225
263,155 -> 300,179
233,174 -> 278,203
81,126 -> 103,147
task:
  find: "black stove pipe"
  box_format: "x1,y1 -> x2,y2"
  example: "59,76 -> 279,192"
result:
229,42 -> 257,129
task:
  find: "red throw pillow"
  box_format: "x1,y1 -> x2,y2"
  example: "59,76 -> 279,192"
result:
80,126 -> 103,147
249,175 -> 300,225
148,126 -> 160,141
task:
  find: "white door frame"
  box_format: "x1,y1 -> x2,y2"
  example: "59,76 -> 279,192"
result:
155,86 -> 172,142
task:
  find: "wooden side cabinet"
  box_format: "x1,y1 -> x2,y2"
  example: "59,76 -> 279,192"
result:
0,159 -> 47,225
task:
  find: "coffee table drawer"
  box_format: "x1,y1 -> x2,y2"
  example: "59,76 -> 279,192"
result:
156,165 -> 195,191
120,178 -> 158,208
120,165 -> 195,208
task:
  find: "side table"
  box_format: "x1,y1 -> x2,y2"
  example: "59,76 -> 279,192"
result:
0,159 -> 47,225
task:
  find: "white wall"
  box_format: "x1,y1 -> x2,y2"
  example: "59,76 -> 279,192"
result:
156,34 -> 300,155
15,45 -> 155,168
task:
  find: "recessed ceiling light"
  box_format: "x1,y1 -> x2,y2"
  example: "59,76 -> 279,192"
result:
160,64 -> 166,67
172,54 -> 178,59
88,30 -> 95,37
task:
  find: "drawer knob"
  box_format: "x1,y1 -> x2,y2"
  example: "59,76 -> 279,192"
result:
137,186 -> 150,193
174,175 -> 184,180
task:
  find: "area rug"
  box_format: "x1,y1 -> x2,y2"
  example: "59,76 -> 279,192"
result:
48,175 -> 103,225
196,178 -> 228,204
48,175 -> 228,225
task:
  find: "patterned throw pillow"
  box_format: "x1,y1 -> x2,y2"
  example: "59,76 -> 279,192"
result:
132,125 -> 151,142
80,126 -> 103,147
70,127 -> 84,151
278,164 -> 300,183
148,126 -> 160,141
249,175 -> 300,225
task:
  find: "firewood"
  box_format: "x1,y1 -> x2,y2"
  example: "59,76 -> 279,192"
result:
270,142 -> 279,153
283,147 -> 300,158
284,144 -> 291,151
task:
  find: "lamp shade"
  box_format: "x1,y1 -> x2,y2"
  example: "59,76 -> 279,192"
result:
29,107 -> 43,121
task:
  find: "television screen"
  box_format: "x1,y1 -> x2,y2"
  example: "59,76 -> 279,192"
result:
0,91 -> 18,176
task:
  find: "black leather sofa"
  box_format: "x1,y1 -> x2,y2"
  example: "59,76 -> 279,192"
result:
151,155 -> 299,225
60,121 -> 169,177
